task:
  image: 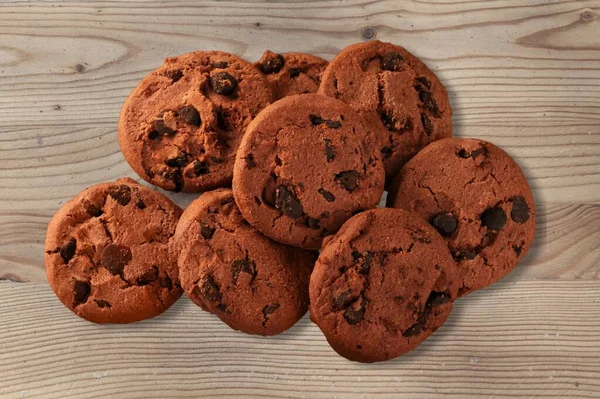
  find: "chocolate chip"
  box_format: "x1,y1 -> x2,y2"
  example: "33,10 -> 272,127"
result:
220,195 -> 234,205
73,280 -> 90,304
60,239 -> 77,263
200,275 -> 222,302
510,196 -> 530,223
164,169 -> 184,192
263,303 -> 279,315
83,200 -> 102,217
380,110 -> 411,133
306,217 -> 320,229
381,52 -> 404,71
232,258 -> 257,283
244,153 -> 256,169
317,188 -> 335,203
335,170 -> 360,192
164,69 -> 183,82
136,199 -> 146,209
289,68 -> 301,78
101,243 -> 132,275
309,115 -> 341,128
453,249 -> 477,261
94,299 -> 111,308
457,147 -> 487,159
333,289 -> 354,310
153,119 -> 176,136
324,139 -> 335,162
161,275 -> 173,290
200,222 -> 215,239
108,184 -> 132,206
180,105 -> 201,126
415,76 -> 431,89
481,207 -> 507,231
210,72 -> 237,96
192,161 -> 209,176
211,61 -> 228,69
260,53 -> 284,74
137,265 -> 159,286
426,291 -> 451,307
148,130 -> 160,140
513,244 -> 523,256
421,113 -> 433,135
274,155 -> 282,166
165,152 -> 188,167
416,88 -> 440,116
275,185 -> 303,218
403,321 -> 423,337
359,252 -> 373,274
431,213 -> 457,237
344,300 -> 365,325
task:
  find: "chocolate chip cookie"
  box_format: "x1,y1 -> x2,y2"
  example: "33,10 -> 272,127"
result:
255,50 -> 328,99
174,188 -> 316,335
232,93 -> 385,250
387,138 -> 535,296
119,51 -> 274,192
309,208 -> 459,363
45,178 -> 183,323
319,40 -> 452,182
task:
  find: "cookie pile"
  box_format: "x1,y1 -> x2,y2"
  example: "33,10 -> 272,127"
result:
45,41 -> 535,363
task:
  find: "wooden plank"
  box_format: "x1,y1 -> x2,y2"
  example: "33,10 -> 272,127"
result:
0,281 -> 598,398
2,202 -> 598,283
0,0 -> 598,204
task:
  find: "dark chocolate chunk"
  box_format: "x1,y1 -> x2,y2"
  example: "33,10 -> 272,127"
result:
306,217 -> 320,230
335,170 -> 360,192
275,185 -> 303,218
165,152 -> 188,168
101,243 -> 132,275
83,200 -> 103,217
260,53 -> 284,74
94,299 -> 111,308
481,207 -> 507,231
60,239 -> 77,263
244,153 -> 256,169
333,289 -> 354,310
426,291 -> 451,307
430,213 -> 457,237
210,72 -> 237,96
180,105 -> 201,126
108,184 -> 132,206
137,265 -> 159,286
200,275 -> 222,303
510,196 -> 530,223
73,280 -> 90,304
136,198 -> 146,209
324,139 -> 335,162
421,113 -> 433,135
318,188 -> 335,202
403,321 -> 423,337
211,61 -> 228,69
415,76 -> 431,89
199,222 -> 215,239
343,300 -> 365,325
381,52 -> 404,71
192,161 -> 209,176
289,68 -> 301,78
153,119 -> 176,136
161,275 -> 173,290
380,110 -> 411,133
164,69 -> 183,82
457,147 -> 487,159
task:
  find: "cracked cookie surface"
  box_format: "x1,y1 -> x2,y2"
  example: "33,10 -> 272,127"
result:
387,138 -> 535,296
45,178 -> 183,323
118,51 -> 274,192
232,93 -> 385,250
318,40 -> 452,182
309,208 -> 459,363
174,188 -> 316,335
254,50 -> 328,99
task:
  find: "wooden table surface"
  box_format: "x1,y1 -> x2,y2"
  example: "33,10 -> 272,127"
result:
1,0 -> 599,398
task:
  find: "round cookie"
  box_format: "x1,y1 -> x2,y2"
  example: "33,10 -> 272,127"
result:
319,40 -> 452,182
174,188 -> 316,336
255,50 -> 328,99
232,93 -> 385,250
387,138 -> 535,296
45,178 -> 183,323
309,208 -> 459,363
118,51 -> 274,192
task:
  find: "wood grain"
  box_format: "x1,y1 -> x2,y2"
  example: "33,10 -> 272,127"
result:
1,281 -> 599,399
1,0 -> 599,397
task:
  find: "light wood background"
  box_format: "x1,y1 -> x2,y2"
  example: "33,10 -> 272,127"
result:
0,0 -> 599,398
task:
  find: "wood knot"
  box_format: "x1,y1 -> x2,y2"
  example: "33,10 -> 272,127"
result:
580,11 -> 595,22
361,27 -> 377,40
76,64 -> 85,73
